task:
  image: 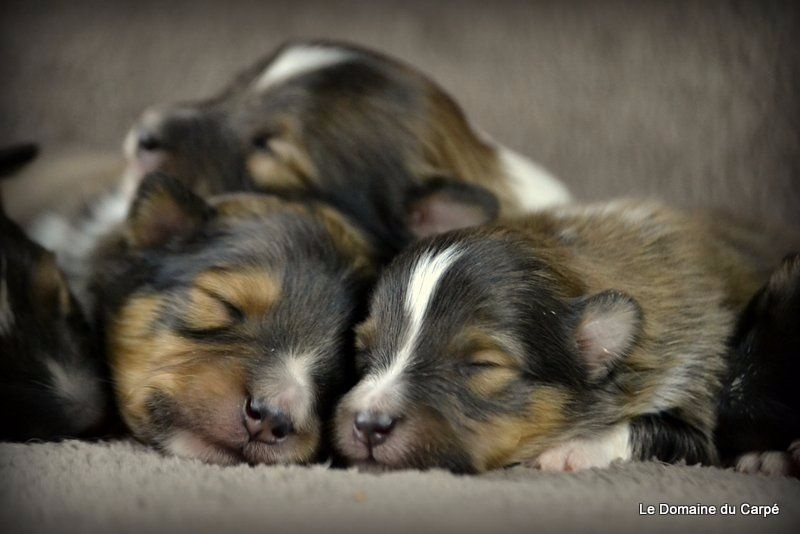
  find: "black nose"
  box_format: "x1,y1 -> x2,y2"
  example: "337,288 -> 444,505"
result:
353,411 -> 396,447
243,397 -> 294,443
137,130 -> 164,152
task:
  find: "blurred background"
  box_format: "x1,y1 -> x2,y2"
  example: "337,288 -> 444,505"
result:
0,0 -> 798,224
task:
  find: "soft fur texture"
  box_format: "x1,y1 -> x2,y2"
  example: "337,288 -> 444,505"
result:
1,0 -> 799,531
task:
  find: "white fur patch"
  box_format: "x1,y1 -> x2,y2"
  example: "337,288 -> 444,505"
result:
31,189 -> 130,257
497,146 -> 571,211
248,352 -> 318,431
29,187 -> 132,312
354,246 -> 463,411
0,258 -> 13,335
254,45 -> 353,91
270,354 -> 316,429
532,423 -> 632,471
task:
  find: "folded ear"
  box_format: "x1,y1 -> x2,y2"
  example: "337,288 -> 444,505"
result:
405,177 -> 499,239
572,290 -> 643,382
127,173 -> 214,249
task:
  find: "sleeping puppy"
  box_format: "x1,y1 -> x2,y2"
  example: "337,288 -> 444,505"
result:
1,144 -> 108,441
90,173 -> 374,465
716,253 -> 800,476
334,200 -> 797,473
122,39 -> 570,253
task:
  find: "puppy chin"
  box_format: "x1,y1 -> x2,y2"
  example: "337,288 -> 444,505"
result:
241,431 -> 320,466
163,430 -> 243,466
334,416 -> 419,470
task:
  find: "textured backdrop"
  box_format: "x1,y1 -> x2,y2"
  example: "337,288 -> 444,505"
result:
1,0 -> 798,223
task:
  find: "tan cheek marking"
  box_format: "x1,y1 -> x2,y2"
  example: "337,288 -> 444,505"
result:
108,294 -> 167,432
468,386 -> 570,471
194,268 -> 281,317
212,193 -> 286,218
181,360 -> 247,412
110,292 -> 256,444
316,205 -> 374,275
354,318 -> 377,352
247,153 -> 305,192
246,137 -> 316,191
467,367 -> 518,398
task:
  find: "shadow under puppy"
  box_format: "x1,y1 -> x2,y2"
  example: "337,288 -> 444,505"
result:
90,173 -> 374,465
335,200 -> 798,473
1,145 -> 109,441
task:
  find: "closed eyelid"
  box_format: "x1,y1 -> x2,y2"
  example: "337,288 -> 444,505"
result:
179,287 -> 242,333
467,349 -> 518,369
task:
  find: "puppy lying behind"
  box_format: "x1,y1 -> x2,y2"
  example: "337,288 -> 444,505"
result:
716,253 -> 800,476
90,173 -> 374,465
123,39 -> 570,253
1,145 -> 108,441
335,200 -> 797,473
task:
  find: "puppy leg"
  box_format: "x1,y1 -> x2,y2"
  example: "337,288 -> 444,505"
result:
630,411 -> 717,465
529,423 -> 632,472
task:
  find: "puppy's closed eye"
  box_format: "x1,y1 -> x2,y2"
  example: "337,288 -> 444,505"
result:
181,288 -> 244,333
461,350 -> 517,372
461,350 -> 519,397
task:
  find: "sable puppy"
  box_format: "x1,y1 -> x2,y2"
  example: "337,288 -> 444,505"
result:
0,145 -> 107,441
92,173 -> 373,465
123,39 -> 569,253
335,201 -> 796,473
716,253 -> 800,476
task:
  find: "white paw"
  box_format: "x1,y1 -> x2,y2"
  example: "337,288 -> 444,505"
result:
528,424 -> 631,472
735,441 -> 800,477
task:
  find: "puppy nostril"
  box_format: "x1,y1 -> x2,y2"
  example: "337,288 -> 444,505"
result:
269,413 -> 294,441
137,131 -> 163,152
244,396 -> 263,421
243,397 -> 294,443
354,411 -> 396,446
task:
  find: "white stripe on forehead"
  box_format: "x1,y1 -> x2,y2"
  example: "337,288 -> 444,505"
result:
254,45 -> 354,91
354,246 -> 462,410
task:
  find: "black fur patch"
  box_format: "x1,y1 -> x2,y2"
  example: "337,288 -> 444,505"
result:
715,253 -> 800,461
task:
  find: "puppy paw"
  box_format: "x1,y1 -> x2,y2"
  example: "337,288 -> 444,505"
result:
735,446 -> 799,477
528,424 -> 631,472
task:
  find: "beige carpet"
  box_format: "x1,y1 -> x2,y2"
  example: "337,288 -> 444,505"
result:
1,440 -> 799,533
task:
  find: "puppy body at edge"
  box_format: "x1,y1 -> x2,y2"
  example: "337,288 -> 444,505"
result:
336,200 -> 798,473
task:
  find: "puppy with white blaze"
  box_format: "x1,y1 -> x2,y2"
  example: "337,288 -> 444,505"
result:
335,200 -> 800,473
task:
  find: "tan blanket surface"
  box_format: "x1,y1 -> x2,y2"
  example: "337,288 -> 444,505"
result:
2,440 -> 799,533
